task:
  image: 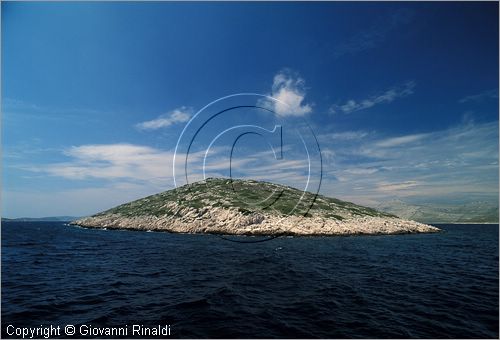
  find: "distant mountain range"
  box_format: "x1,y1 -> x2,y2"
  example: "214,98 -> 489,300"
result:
376,199 -> 499,224
2,216 -> 80,222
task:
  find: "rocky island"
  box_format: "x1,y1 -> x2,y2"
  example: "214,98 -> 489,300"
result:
71,178 -> 440,236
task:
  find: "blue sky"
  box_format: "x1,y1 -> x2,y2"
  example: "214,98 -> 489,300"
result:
2,2 -> 498,217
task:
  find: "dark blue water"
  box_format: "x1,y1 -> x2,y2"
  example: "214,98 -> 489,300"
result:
2,222 -> 498,338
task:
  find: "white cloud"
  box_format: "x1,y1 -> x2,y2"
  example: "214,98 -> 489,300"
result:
329,131 -> 369,141
377,181 -> 419,192
374,133 -> 428,148
136,107 -> 192,130
343,168 -> 379,175
261,70 -> 312,117
330,81 -> 415,114
459,88 -> 498,103
30,143 -> 174,183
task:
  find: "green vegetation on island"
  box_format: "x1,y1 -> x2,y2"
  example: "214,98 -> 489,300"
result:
98,178 -> 396,220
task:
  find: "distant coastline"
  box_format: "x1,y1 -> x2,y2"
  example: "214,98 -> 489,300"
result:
2,216 -> 80,222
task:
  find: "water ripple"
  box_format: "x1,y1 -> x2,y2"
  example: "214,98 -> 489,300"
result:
1,222 -> 498,338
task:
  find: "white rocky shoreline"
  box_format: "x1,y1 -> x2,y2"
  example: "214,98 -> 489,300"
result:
71,204 -> 440,237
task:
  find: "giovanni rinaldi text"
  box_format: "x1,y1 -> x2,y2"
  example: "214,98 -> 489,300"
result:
6,324 -> 172,338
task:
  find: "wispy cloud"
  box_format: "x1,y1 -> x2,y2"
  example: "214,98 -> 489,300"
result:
377,181 -> 419,192
28,144 -> 174,184
136,107 -> 192,130
329,131 -> 369,141
459,88 -> 499,103
330,81 -> 415,114
343,168 -> 378,175
332,8 -> 414,58
374,132 -> 428,148
260,69 -> 312,117
320,121 -> 498,206
2,98 -> 104,123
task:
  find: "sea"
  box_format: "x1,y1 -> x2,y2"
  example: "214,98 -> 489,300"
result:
1,221 -> 498,338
